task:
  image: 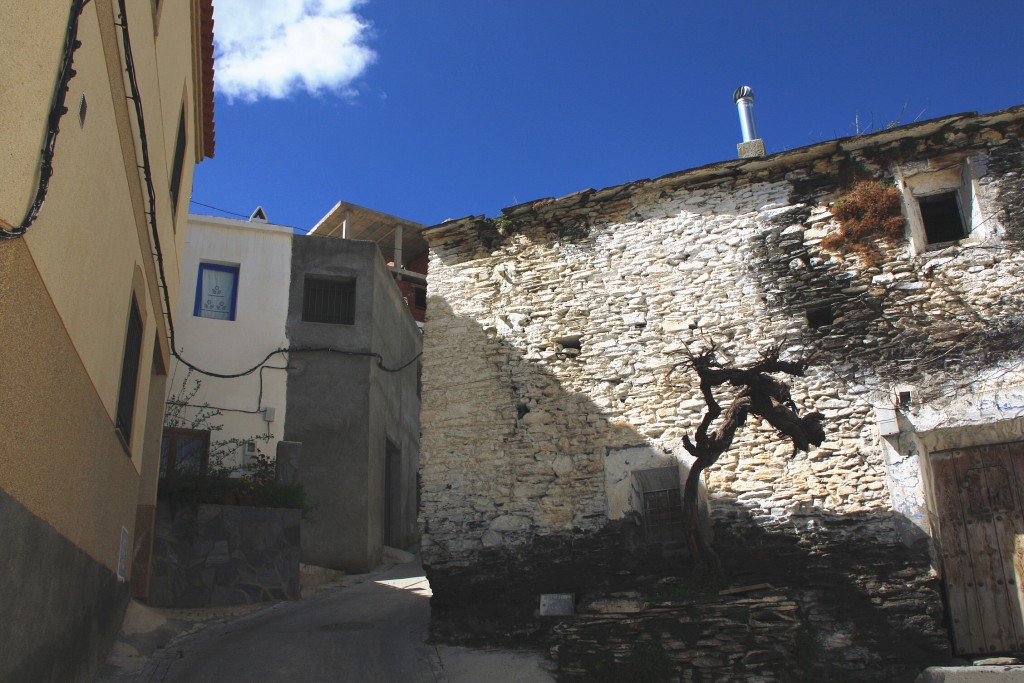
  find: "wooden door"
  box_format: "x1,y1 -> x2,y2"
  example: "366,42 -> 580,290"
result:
930,442 -> 1024,655
383,440 -> 402,547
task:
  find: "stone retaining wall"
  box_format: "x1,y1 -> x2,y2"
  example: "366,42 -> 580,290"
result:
148,502 -> 300,607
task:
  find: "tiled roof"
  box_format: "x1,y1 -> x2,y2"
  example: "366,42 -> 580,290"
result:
199,0 -> 215,158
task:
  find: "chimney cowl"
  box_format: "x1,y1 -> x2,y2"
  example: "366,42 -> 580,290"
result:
733,85 -> 755,103
733,85 -> 765,158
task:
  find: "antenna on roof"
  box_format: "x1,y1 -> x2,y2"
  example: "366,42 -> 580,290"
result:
733,86 -> 766,159
250,206 -> 268,222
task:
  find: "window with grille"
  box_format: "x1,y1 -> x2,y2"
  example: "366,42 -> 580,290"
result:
632,466 -> 684,543
115,296 -> 144,441
302,276 -> 356,324
643,488 -> 683,542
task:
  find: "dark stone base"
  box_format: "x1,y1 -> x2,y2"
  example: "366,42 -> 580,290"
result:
426,505 -> 953,682
0,486 -> 129,683
149,502 -> 301,608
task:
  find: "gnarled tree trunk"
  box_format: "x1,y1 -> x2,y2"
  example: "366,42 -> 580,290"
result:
674,345 -> 826,572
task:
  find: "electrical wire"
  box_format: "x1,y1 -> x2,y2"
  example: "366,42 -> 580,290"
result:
189,199 -> 252,219
0,0 -> 90,239
165,364 -> 286,415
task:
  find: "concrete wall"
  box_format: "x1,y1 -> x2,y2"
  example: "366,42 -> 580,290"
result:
418,107 -> 1024,671
285,235 -> 421,571
166,215 -> 293,469
0,1 -> 210,679
368,247 -> 423,554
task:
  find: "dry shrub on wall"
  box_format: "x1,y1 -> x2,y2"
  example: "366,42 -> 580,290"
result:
821,180 -> 906,266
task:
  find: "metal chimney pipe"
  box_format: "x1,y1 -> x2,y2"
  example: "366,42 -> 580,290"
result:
733,86 -> 758,142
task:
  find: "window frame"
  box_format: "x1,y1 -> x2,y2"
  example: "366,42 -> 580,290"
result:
168,105 -> 187,219
897,159 -> 986,255
115,295 -> 144,444
193,262 -> 240,321
160,428 -> 210,479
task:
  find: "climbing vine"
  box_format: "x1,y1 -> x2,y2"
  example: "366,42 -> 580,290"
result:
821,180 -> 906,266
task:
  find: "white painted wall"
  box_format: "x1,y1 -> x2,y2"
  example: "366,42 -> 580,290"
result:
165,215 -> 293,470
874,376 -> 1024,541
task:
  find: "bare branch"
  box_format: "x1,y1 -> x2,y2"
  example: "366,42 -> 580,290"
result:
677,344 -> 826,572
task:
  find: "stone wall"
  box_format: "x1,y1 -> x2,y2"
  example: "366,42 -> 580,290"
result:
148,503 -> 300,607
419,106 -> 1024,674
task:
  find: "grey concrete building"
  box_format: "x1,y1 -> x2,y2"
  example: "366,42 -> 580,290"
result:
286,235 -> 421,572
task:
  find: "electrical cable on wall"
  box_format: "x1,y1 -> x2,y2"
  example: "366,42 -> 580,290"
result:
0,0 -> 90,239
165,363 -> 287,415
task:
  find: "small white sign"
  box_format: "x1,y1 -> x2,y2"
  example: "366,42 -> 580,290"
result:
117,527 -> 129,583
539,593 -> 575,616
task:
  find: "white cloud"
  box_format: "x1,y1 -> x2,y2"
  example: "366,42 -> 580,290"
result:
213,0 -> 376,102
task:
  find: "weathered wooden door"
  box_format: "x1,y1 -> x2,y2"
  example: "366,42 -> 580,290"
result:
930,442 -> 1024,655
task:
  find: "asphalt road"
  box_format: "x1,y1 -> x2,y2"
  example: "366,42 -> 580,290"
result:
144,558 -> 554,683
156,561 -> 437,682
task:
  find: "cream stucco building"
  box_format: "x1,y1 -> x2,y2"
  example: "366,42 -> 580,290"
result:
0,1 -> 214,680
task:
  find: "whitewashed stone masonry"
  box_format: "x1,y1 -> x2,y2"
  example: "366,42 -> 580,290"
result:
419,106 -> 1024,569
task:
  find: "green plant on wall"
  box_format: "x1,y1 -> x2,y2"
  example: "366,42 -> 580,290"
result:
160,369 -> 305,511
484,214 -> 517,234
820,180 -> 906,266
164,368 -> 273,468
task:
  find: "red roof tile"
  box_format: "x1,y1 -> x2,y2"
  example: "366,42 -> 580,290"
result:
199,0 -> 215,158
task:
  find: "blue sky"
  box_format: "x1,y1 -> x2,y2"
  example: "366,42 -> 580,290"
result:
192,1 -> 1024,230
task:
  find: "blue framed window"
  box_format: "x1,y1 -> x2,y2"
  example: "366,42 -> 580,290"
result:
194,262 -> 239,320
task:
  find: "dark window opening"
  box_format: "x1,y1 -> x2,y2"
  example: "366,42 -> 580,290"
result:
303,276 -> 355,324
78,94 -> 87,127
806,305 -> 834,329
160,429 -> 209,478
413,286 -> 427,309
169,106 -> 186,219
116,296 -> 144,441
898,390 -> 913,409
919,191 -> 966,245
554,335 -> 582,352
